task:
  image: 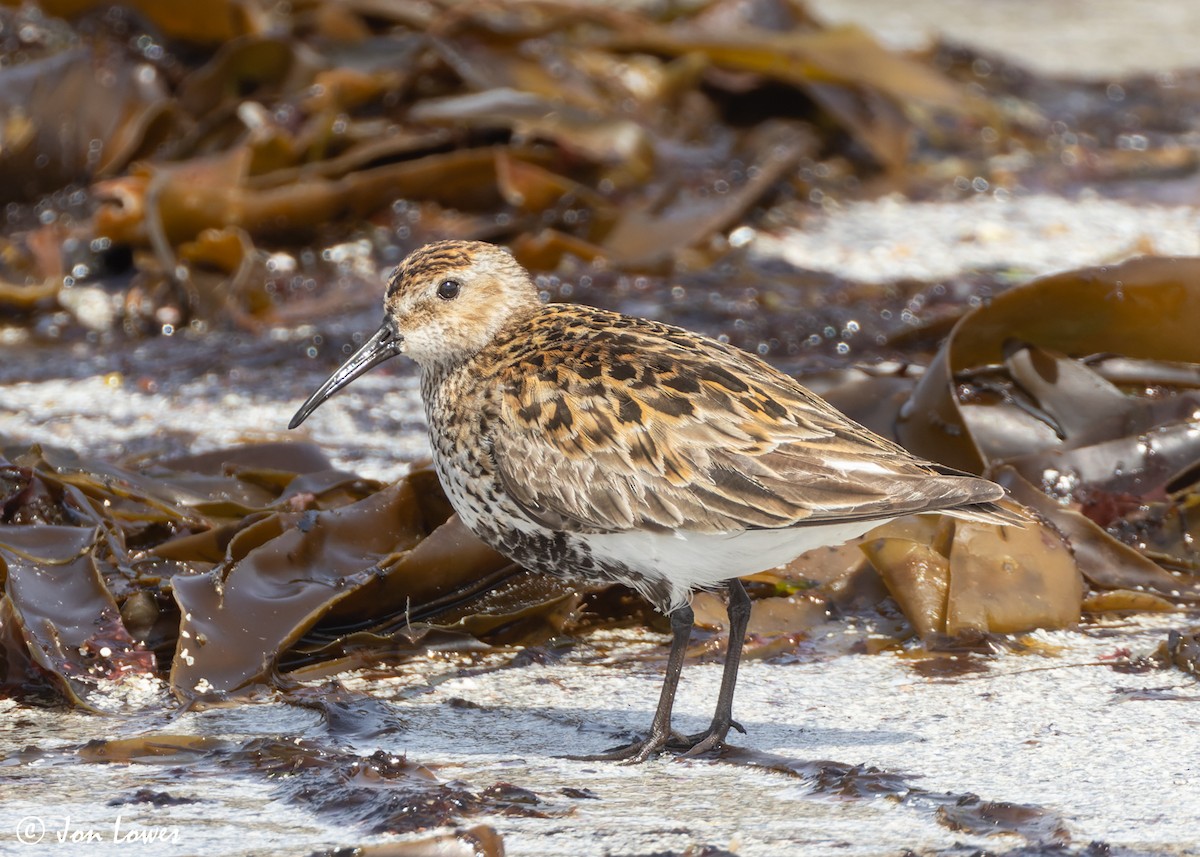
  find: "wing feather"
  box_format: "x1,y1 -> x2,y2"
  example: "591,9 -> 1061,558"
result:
486,307 -> 1005,534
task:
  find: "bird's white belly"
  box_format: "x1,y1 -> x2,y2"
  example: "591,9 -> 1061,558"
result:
432,440 -> 892,610
577,518 -> 892,609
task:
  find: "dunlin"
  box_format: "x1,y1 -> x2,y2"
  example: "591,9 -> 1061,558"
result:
290,240 -> 1021,762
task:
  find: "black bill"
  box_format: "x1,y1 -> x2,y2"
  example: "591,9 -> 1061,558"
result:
288,324 -> 403,429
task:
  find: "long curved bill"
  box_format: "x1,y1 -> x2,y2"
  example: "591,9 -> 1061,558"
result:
288,324 -> 403,429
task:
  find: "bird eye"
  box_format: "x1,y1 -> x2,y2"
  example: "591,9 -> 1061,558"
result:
436,279 -> 461,300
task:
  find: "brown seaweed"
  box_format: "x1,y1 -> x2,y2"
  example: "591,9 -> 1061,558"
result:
0,0 -> 989,332
0,440 -> 582,705
719,747 -> 1070,847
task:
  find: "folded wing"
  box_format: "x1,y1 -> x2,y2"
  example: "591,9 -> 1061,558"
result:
488,309 -> 1006,535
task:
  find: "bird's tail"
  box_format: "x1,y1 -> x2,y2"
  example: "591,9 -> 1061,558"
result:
941,500 -> 1031,527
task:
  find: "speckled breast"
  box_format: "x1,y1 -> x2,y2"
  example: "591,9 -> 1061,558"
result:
420,369 -> 670,604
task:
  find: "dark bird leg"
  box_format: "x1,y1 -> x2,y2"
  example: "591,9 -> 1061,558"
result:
570,600 -> 695,763
673,578 -> 750,755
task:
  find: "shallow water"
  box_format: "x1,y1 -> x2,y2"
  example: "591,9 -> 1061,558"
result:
2,617 -> 1198,856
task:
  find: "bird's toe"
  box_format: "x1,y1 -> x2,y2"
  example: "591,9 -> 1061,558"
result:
672,718 -> 744,756
563,732 -> 675,764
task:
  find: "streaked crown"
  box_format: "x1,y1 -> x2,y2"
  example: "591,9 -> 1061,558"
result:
383,241 -> 541,369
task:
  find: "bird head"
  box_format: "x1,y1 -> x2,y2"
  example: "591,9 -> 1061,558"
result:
289,240 -> 539,429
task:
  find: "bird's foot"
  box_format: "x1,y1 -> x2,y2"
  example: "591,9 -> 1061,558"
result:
565,719 -> 746,763
565,728 -> 689,764
669,717 -> 747,757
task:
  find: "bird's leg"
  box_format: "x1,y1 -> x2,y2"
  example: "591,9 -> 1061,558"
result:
568,600 -> 695,764
673,578 -> 751,756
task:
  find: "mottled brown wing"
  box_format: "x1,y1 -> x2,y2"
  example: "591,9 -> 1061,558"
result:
488,307 -> 1002,535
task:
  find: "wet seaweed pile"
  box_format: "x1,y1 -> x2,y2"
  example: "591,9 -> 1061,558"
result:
0,0 -> 986,340
1,0 -> 1197,351
861,257 -> 1200,642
